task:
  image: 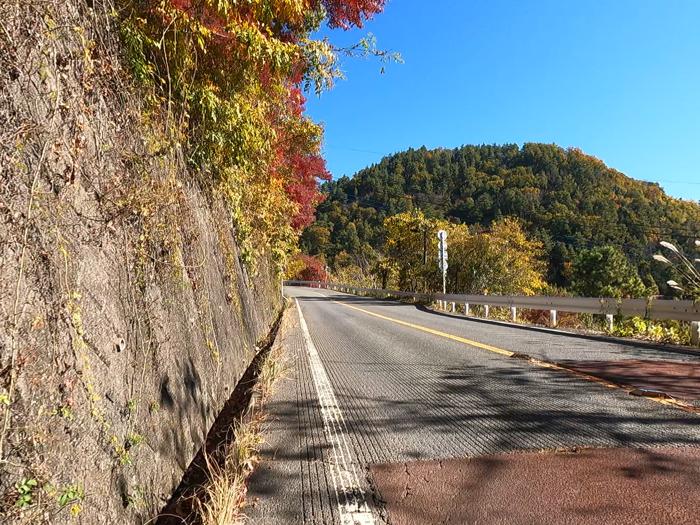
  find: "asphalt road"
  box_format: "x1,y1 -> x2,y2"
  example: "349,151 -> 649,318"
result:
246,286 -> 700,524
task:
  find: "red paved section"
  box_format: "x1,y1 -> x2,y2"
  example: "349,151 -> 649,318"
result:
370,447 -> 700,525
563,359 -> 700,401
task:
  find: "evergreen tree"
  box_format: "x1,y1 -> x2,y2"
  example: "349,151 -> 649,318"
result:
571,246 -> 648,298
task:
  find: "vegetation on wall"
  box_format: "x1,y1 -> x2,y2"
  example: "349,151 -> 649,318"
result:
119,0 -> 390,269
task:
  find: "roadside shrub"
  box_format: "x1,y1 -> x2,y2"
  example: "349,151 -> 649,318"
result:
290,254 -> 328,282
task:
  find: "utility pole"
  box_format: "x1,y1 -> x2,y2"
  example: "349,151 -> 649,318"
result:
437,230 -> 448,296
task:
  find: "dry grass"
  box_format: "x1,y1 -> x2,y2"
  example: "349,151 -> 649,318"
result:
193,421 -> 260,525
257,346 -> 290,403
194,452 -> 247,525
230,420 -> 264,477
193,344 -> 287,525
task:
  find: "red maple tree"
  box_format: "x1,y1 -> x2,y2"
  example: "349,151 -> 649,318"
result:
295,254 -> 328,281
322,0 -> 386,29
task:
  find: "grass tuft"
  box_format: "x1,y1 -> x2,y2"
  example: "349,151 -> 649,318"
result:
194,452 -> 247,525
192,343 -> 287,524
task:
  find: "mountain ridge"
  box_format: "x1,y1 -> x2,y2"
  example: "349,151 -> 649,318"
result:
302,143 -> 700,288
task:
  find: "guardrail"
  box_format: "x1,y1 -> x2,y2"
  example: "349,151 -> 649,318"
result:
284,280 -> 700,346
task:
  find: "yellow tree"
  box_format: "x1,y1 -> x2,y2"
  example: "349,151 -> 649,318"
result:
384,211 -> 426,291
449,218 -> 545,295
383,211 -> 461,292
384,214 -> 544,296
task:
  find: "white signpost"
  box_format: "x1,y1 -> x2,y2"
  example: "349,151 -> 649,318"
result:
437,230 -> 448,298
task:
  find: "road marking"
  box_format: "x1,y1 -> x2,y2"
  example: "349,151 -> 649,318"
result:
298,287 -> 512,356
295,299 -> 376,525
295,288 -> 697,415
335,300 -> 515,357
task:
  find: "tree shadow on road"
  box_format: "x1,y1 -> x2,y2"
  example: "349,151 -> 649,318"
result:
325,359 -> 699,465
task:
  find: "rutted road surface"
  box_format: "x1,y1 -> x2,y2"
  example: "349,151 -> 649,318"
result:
246,287 -> 700,524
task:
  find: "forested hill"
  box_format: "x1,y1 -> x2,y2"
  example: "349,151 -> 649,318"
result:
302,143 -> 700,287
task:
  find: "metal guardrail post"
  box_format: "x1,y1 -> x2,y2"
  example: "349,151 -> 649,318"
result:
464,303 -> 470,316
549,309 -> 558,328
510,307 -> 517,322
484,304 -> 490,318
691,321 -> 700,347
451,302 -> 456,312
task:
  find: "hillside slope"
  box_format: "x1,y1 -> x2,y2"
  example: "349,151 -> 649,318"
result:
303,144 -> 700,286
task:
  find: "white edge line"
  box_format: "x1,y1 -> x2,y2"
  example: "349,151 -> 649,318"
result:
295,298 -> 376,525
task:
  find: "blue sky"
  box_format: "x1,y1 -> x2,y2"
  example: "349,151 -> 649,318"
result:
306,0 -> 700,201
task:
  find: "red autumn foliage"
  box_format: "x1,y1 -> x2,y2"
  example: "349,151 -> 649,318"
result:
272,83 -> 331,230
295,254 -> 328,281
322,0 -> 386,29
287,86 -> 306,117
168,0 -> 384,32
286,152 -> 331,230
169,0 -> 192,10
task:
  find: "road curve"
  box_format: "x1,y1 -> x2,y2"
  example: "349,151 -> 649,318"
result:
246,286 -> 699,524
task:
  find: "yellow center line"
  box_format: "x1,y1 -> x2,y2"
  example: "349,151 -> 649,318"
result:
333,299 -> 515,357
316,292 -> 698,415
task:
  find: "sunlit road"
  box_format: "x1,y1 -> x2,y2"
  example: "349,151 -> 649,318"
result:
246,286 -> 699,524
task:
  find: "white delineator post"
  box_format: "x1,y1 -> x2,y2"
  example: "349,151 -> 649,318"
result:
464,303 -> 470,316
451,302 -> 456,313
437,230 -> 448,305
484,304 -> 490,318
510,307 -> 517,322
691,321 -> 700,347
549,310 -> 558,328
606,314 -> 614,332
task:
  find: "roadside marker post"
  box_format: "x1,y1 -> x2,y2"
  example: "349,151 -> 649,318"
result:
549,309 -> 558,328
606,314 -> 614,332
691,321 -> 700,347
437,230 -> 448,297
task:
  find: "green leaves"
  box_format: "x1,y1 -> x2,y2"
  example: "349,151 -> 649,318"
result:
571,246 -> 649,298
57,484 -> 84,508
301,37 -> 343,94
14,478 -> 37,508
